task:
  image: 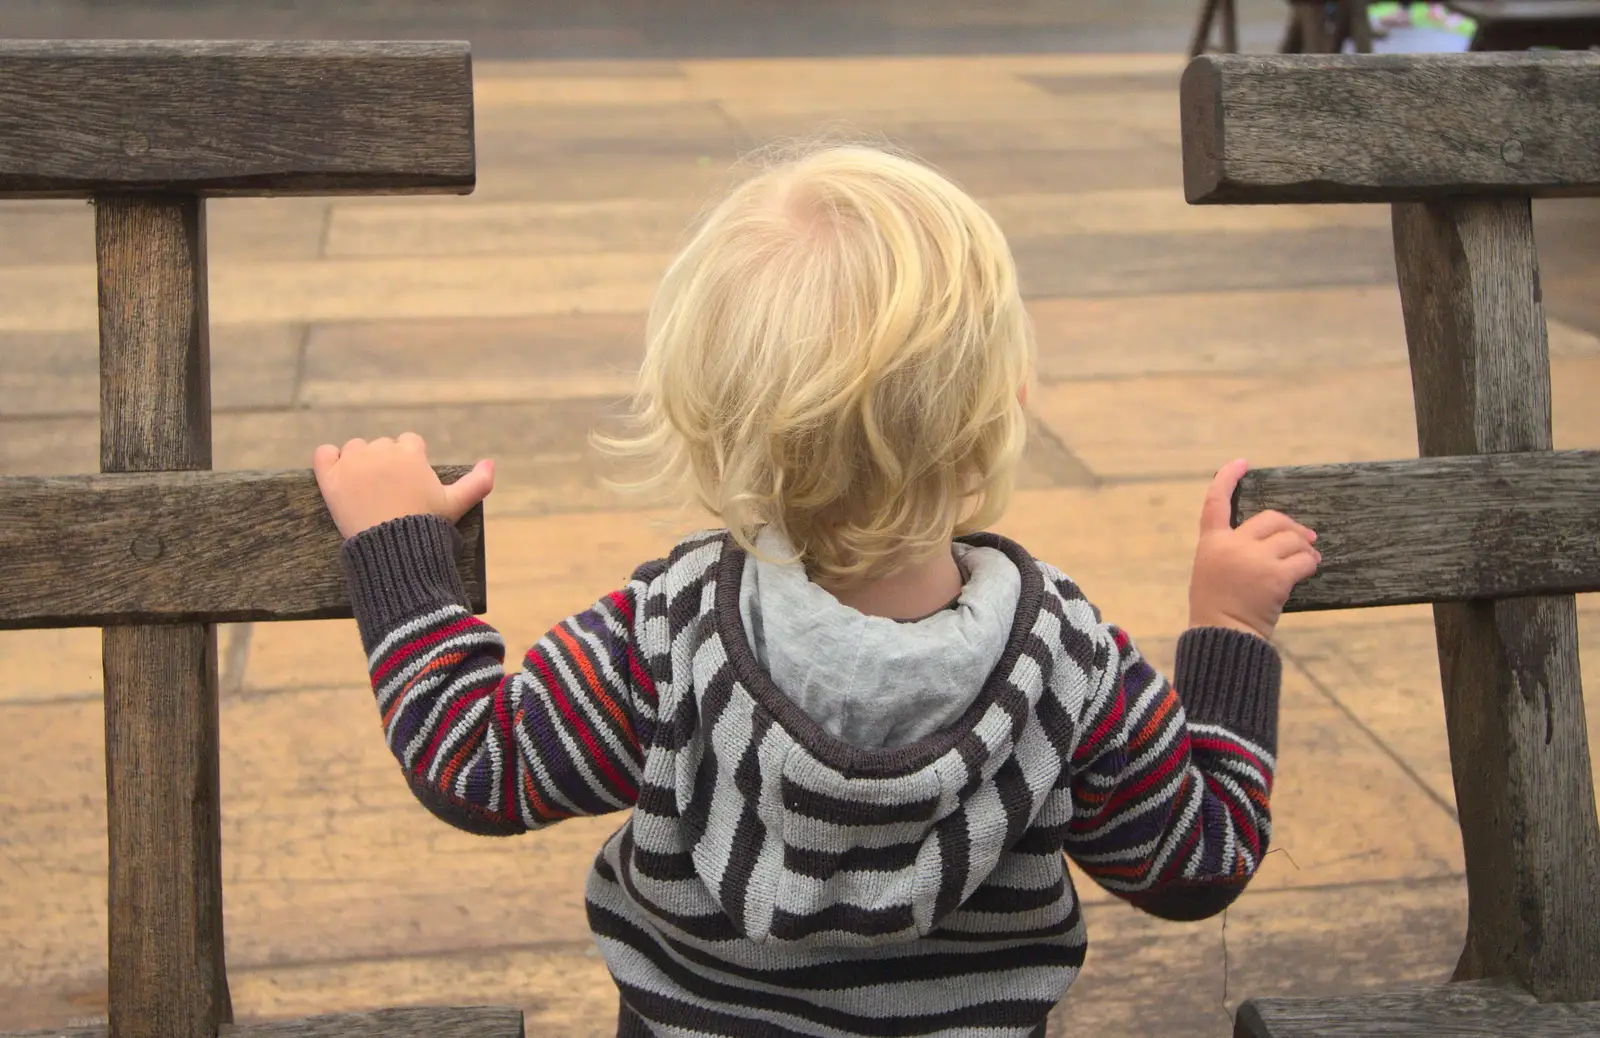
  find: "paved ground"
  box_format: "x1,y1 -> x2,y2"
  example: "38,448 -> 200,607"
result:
2,2 -> 1599,1035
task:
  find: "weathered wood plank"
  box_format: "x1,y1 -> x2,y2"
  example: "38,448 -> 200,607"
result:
0,467 -> 488,629
0,40 -> 474,198
96,194 -> 231,1037
1180,52 -> 1600,204
224,1006 -> 525,1037
1231,452 -> 1600,611
1234,978 -> 1600,1037
1393,195 -> 1600,1001
1,1007 -> 524,1038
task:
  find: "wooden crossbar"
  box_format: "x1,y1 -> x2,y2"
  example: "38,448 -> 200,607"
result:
0,468 -> 488,629
0,40 -> 475,197
1180,52 -> 1600,203
1231,451 -> 1600,611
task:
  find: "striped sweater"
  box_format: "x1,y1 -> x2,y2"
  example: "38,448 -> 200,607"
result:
341,516 -> 1282,1038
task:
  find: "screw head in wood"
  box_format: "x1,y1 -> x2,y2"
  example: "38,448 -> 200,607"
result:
130,533 -> 164,561
1501,139 -> 1524,165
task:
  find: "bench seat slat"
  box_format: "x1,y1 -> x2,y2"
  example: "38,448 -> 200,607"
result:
3,1006 -> 525,1038
1235,979 -> 1600,1037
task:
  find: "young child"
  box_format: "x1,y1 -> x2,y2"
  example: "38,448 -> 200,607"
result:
313,146 -> 1319,1038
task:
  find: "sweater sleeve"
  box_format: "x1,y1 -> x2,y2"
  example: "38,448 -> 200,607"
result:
339,514 -> 661,836
1060,610 -> 1281,921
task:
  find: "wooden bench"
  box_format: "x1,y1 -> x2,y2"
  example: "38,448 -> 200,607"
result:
1181,50 -> 1600,1036
1190,0 -> 1374,60
1280,0 -> 1376,53
1449,0 -> 1600,50
0,40 -> 518,1038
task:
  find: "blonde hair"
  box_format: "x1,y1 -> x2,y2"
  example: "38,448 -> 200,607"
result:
596,144 -> 1034,586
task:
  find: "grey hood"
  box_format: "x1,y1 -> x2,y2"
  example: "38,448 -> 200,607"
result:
737,526 -> 1022,750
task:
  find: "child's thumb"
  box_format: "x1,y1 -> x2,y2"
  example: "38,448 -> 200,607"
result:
1198,458 -> 1248,534
441,459 -> 495,521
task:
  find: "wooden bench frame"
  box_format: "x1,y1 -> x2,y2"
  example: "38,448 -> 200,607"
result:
1448,0 -> 1600,51
1189,0 -> 1375,59
1182,51 -> 1600,1035
0,40 -> 513,1038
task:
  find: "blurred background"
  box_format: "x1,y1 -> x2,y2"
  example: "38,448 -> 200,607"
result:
1,1 -> 1596,1036
0,0 -> 1466,56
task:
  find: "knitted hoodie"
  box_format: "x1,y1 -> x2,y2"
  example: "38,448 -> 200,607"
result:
342,517 -> 1281,1038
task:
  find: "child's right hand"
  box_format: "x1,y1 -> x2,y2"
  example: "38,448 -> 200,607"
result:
1188,458 -> 1320,642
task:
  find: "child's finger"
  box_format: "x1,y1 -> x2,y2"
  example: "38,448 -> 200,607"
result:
398,431 -> 427,455
1239,509 -> 1298,539
1198,458 -> 1248,534
341,437 -> 367,456
1283,546 -> 1321,583
1263,529 -> 1313,559
312,443 -> 340,481
441,459 -> 495,521
1240,511 -> 1316,545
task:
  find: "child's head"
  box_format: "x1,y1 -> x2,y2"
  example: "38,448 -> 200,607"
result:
604,144 -> 1033,586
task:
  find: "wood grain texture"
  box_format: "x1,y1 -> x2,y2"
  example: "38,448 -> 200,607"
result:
0,40 -> 474,197
1230,452 -> 1600,611
1393,196 -> 1600,1001
224,1006 -> 525,1037
0,1007 -> 524,1038
1234,978 -> 1600,1037
1180,52 -> 1600,204
102,626 -> 230,1038
95,194 -> 231,1036
98,195 -> 212,473
0,467 -> 488,629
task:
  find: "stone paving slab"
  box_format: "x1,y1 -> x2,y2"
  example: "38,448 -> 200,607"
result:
0,325 -> 304,418
0,199 -> 330,268
0,252 -> 674,334
1034,356 -> 1600,479
1280,613 -> 1600,821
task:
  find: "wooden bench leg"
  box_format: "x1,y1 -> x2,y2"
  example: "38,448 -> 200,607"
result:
1222,0 -> 1241,51
98,193 -> 232,1037
1281,4 -> 1305,51
1394,197 -> 1600,1000
1348,0 -> 1375,51
1282,1 -> 1337,53
1190,0 -> 1225,58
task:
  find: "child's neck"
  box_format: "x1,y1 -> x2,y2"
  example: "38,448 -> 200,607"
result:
826,546 -> 963,621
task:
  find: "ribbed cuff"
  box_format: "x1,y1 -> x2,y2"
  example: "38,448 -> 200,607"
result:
340,514 -> 470,650
1173,627 -> 1281,754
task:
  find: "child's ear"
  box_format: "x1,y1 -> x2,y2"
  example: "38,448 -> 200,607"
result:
1018,383 -> 1029,409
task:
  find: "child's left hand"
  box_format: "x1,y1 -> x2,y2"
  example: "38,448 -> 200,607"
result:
312,433 -> 495,539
